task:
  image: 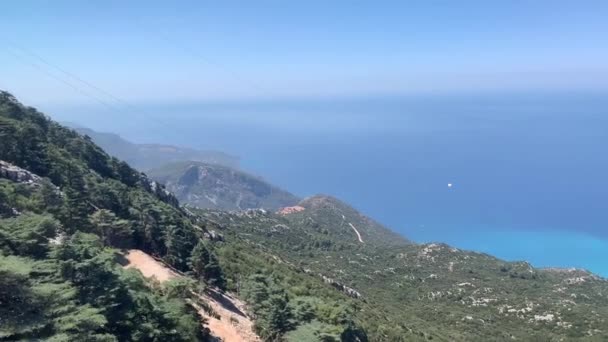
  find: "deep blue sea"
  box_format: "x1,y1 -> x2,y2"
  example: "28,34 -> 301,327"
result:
51,92 -> 608,277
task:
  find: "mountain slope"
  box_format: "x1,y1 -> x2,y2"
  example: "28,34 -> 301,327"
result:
71,125 -> 239,170
0,91 -> 212,340
198,196 -> 608,341
148,161 -> 300,210
122,249 -> 261,342
296,195 -> 411,246
0,91 -> 368,341
4,90 -> 608,341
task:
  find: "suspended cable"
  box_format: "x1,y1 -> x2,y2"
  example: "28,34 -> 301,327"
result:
4,46 -> 123,113
2,45 -> 185,147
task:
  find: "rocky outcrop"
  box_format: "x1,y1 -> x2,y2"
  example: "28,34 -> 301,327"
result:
302,269 -> 362,299
147,162 -> 300,211
139,173 -> 180,207
0,161 -> 178,213
320,274 -> 362,299
0,160 -> 56,217
276,205 -> 305,215
0,160 -> 43,184
204,230 -> 224,242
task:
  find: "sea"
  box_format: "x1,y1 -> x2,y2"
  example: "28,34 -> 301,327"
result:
50,92 -> 608,277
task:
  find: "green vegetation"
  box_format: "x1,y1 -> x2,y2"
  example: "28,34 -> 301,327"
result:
198,196 -> 608,341
0,91 -> 367,341
0,218 -> 203,341
0,89 -> 213,340
0,91 -> 199,269
190,240 -> 226,290
2,90 -> 607,341
213,235 -> 368,341
241,274 -> 294,339
147,161 -> 299,210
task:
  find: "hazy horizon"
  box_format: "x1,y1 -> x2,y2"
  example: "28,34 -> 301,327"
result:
39,92 -> 608,276
4,3 -> 608,341
3,1 -> 608,106
2,1 -> 608,276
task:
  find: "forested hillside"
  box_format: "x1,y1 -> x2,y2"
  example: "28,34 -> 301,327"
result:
0,91 -> 367,341
148,161 -> 300,211
0,91 -> 212,340
2,91 -> 607,341
199,195 -> 608,341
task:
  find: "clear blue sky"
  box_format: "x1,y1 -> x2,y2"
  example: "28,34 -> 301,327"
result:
1,1 -> 608,106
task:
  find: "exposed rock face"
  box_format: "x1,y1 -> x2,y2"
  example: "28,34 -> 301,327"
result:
276,205 -> 305,215
319,274 -> 362,299
139,173 -> 180,207
147,162 -> 300,211
0,161 -> 62,217
301,268 -> 362,299
204,230 -> 224,241
0,160 -> 43,184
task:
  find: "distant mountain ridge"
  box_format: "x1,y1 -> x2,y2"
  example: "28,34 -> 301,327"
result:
69,125 -> 239,170
0,91 -> 368,341
3,91 -> 608,341
296,195 -> 411,246
147,161 -> 300,211
69,125 -> 301,212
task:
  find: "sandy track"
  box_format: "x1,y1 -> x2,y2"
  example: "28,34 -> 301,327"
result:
123,249 -> 260,342
124,250 -> 178,282
348,222 -> 364,243
341,214 -> 364,243
200,290 -> 260,342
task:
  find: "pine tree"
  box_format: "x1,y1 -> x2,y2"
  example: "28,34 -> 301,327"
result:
204,252 -> 226,290
164,224 -> 195,271
189,241 -> 226,290
38,178 -> 63,213
63,164 -> 91,233
116,160 -> 139,187
16,122 -> 48,176
0,189 -> 11,217
0,117 -> 17,161
263,290 -> 293,339
90,209 -> 132,247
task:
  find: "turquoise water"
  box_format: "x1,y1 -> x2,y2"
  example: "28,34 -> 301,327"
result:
409,226 -> 608,276
52,92 -> 608,277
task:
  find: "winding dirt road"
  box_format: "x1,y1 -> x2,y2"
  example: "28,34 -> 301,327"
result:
348,222 -> 364,243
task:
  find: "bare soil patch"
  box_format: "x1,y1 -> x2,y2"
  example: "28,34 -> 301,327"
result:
123,249 -> 260,342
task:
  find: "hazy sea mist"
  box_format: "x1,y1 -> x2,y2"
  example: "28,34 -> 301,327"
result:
50,92 -> 608,276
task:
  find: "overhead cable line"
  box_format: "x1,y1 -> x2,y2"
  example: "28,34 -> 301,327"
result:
2,43 -> 183,146
7,42 -> 138,111
4,46 -> 123,113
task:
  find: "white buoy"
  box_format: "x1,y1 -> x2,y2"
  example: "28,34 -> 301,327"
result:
447,183 -> 453,188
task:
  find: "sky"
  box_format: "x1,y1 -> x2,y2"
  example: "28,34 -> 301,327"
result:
2,2 -> 608,275
1,1 -> 608,106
